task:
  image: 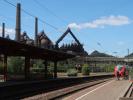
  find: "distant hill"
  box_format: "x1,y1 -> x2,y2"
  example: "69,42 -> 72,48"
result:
125,53 -> 133,57
89,50 -> 113,57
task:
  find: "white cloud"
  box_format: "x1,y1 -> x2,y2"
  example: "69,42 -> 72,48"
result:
0,26 -> 15,36
68,15 -> 132,30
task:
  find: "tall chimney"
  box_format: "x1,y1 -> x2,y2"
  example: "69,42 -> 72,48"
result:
15,3 -> 21,42
35,17 -> 38,46
2,23 -> 5,38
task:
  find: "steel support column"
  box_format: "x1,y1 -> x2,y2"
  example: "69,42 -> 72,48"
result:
25,56 -> 30,80
44,60 -> 48,78
3,55 -> 7,81
54,61 -> 57,78
95,61 -> 97,67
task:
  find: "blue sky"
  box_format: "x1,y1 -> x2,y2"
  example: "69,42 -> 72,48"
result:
0,0 -> 133,57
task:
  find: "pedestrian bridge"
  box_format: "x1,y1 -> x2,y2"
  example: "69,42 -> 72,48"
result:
81,57 -> 133,63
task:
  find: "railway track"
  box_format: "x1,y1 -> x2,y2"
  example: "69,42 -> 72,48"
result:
0,74 -> 113,100
119,80 -> 133,100
47,78 -> 113,100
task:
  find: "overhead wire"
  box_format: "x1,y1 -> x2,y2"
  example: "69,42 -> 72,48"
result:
33,0 -> 69,25
3,0 -> 61,32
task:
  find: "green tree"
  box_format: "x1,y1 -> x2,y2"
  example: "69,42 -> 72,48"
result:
33,60 -> 44,68
82,64 -> 90,75
8,57 -> 24,74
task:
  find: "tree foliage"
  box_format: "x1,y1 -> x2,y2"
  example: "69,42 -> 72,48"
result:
82,64 -> 90,75
8,57 -> 24,74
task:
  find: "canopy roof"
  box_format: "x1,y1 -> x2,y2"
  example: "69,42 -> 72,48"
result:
0,37 -> 75,61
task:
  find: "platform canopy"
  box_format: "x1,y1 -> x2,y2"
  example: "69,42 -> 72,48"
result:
0,37 -> 75,61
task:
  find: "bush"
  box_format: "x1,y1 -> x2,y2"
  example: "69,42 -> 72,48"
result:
82,64 -> 90,75
31,68 -> 45,73
103,64 -> 115,72
67,68 -> 78,76
8,57 -> 24,74
33,60 -> 44,68
30,69 -> 53,79
57,65 -> 67,72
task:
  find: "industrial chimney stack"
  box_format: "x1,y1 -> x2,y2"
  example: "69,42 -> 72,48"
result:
2,23 -> 5,38
15,3 -> 21,42
35,17 -> 38,46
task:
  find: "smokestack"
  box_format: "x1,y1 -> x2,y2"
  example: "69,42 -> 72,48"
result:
2,23 -> 5,38
15,3 -> 21,42
35,17 -> 38,46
